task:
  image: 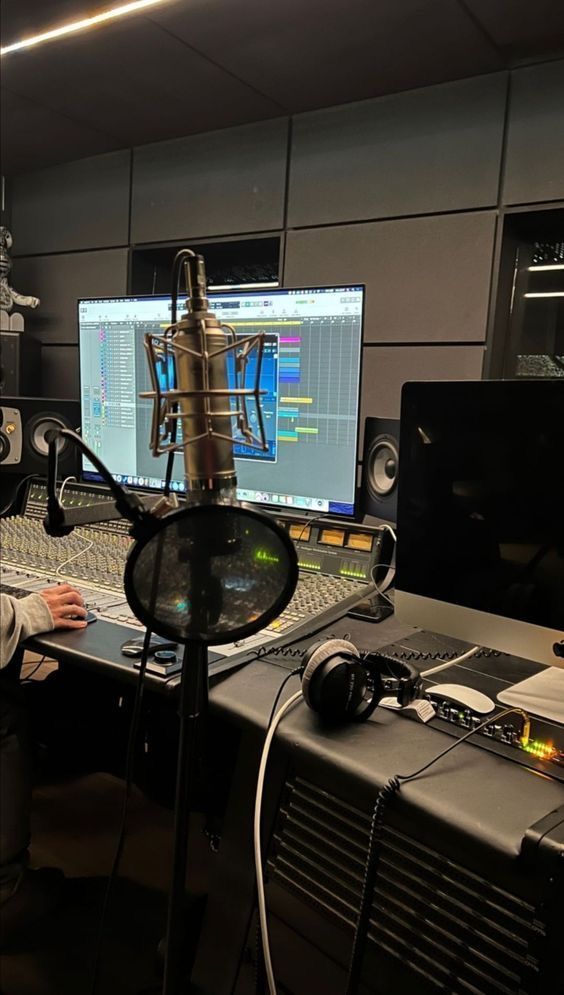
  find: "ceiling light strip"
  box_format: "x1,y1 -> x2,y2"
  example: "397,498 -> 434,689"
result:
0,0 -> 170,55
528,265 -> 564,272
524,292 -> 564,298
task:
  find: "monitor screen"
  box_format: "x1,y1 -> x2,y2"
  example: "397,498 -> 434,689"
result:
395,380 -> 564,667
78,285 -> 365,517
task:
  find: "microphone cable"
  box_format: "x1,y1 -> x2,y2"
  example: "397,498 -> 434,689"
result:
252,688 -> 530,995
253,666 -> 303,995
90,249 -> 195,993
344,705 -> 531,995
254,686 -> 303,995
161,248 -> 192,499
88,623 -> 153,995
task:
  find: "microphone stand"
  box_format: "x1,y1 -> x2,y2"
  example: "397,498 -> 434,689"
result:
162,638 -> 209,995
162,553 -> 217,995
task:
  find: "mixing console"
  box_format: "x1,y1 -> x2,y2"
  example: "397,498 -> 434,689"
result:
1,481 -> 388,658
0,517 -> 141,626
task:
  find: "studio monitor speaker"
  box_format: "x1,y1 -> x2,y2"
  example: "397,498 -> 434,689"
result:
361,416 -> 400,523
0,398 -> 81,477
0,332 -> 42,396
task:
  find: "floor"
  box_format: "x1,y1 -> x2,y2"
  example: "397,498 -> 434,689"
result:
0,661 -> 213,995
1,773 -> 175,995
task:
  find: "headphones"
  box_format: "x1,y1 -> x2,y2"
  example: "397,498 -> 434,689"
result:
301,638 -> 422,723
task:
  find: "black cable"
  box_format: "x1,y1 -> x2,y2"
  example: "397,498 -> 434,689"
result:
20,657 -> 46,683
295,512 -> 331,542
88,624 -> 153,995
90,537 -> 173,991
254,915 -> 267,995
344,776 -> 400,995
0,474 -> 38,517
90,250 -> 194,992
89,253 -> 196,989
162,248 -> 192,499
344,706 -> 531,995
267,666 -> 302,728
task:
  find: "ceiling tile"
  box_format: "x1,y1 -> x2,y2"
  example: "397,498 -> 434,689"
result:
2,0 -> 563,176
2,17 -> 281,150
463,1 -> 564,61
148,0 -> 503,112
1,87 -> 122,174
0,0 -> 99,44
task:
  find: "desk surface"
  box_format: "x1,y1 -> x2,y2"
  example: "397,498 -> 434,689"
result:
28,613 -> 564,821
26,610 -> 415,697
28,606 -> 564,871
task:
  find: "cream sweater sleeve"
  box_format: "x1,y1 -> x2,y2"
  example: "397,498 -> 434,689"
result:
0,593 -> 54,669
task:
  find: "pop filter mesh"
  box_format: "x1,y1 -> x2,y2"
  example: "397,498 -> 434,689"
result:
124,504 -> 298,644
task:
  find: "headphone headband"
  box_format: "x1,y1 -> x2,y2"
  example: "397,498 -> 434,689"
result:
363,653 -> 421,707
301,638 -> 421,723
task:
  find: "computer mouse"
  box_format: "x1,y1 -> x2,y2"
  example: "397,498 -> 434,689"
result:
120,637 -> 178,657
426,683 -> 495,715
121,639 -> 145,657
69,610 -> 97,623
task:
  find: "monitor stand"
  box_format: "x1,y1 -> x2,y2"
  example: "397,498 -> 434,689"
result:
497,666 -> 564,724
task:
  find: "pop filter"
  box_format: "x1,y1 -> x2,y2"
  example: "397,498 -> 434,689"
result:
124,503 -> 298,644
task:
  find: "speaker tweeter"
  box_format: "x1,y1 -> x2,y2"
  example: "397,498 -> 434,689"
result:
0,407 -> 23,465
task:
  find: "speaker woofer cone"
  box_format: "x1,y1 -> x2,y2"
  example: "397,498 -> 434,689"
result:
367,438 -> 399,498
29,416 -> 68,457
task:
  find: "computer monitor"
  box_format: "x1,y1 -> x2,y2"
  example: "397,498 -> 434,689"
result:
78,285 -> 365,517
395,380 -> 564,668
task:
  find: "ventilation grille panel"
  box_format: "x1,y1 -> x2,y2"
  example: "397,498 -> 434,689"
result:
267,776 -> 549,995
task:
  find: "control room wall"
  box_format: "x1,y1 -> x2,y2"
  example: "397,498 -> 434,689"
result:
9,59 -> 564,422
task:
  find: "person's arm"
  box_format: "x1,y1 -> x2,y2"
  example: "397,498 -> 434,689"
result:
0,585 -> 87,669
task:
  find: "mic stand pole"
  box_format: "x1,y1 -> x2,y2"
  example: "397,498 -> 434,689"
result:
162,639 -> 209,995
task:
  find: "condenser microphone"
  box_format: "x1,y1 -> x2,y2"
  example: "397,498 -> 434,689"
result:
172,252 -> 237,500
124,250 -> 299,995
142,249 -> 270,505
125,248 -> 299,645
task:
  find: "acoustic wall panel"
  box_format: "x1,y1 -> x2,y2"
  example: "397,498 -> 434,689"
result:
287,73 -> 507,227
284,213 -> 496,344
131,118 -> 288,244
11,150 -> 131,255
359,345 -> 484,441
503,60 -> 564,205
12,249 -> 129,345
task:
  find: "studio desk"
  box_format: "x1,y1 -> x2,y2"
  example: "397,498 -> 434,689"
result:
27,614 -> 564,995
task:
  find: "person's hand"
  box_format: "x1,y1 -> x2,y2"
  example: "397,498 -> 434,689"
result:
39,584 -> 88,630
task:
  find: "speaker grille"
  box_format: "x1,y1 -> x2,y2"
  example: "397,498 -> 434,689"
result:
267,777 -> 550,995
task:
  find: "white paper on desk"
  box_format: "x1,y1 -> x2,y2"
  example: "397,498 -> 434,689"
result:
497,667 -> 564,724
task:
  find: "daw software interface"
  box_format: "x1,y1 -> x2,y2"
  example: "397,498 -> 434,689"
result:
78,286 -> 365,516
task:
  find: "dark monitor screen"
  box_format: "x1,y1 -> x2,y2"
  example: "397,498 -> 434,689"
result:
395,380 -> 564,666
78,286 -> 365,517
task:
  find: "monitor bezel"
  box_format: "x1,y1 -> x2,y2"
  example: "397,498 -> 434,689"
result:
77,283 -> 366,519
394,379 -> 564,669
395,590 -> 564,669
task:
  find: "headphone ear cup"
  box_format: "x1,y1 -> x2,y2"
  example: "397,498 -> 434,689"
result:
301,638 -> 380,723
302,639 -> 360,711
